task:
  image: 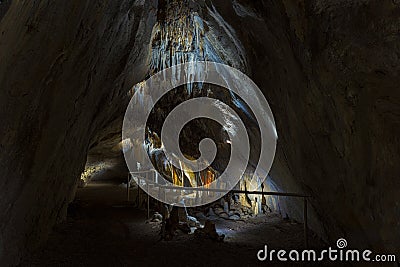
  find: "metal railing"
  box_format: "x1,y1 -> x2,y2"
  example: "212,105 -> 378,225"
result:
127,170 -> 310,248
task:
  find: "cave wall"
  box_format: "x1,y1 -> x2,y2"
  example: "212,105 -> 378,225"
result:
210,0 -> 400,254
0,0 -> 11,21
0,0 -> 399,265
0,0 -> 156,265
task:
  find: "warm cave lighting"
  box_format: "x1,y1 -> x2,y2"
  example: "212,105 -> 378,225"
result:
1,0 -> 397,266
79,161 -> 114,186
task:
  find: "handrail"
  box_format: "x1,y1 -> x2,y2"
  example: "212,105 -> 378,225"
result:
127,170 -> 310,248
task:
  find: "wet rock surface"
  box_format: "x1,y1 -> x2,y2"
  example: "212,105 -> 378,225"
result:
0,0 -> 399,265
21,182 -> 329,267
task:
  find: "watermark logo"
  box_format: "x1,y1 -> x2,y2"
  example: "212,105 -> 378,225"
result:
257,238 -> 397,263
336,238 -> 347,249
122,61 -> 277,207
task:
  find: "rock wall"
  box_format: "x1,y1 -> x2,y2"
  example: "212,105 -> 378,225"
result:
210,0 -> 400,254
0,0 -> 11,22
0,0 -> 399,265
0,0 -> 156,265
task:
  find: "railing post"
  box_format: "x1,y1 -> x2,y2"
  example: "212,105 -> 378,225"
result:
146,171 -> 150,219
304,198 -> 308,248
127,173 -> 130,202
125,175 -> 312,244
138,176 -> 141,208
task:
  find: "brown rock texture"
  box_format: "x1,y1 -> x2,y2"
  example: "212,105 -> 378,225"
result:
0,0 -> 156,264
0,0 -> 399,265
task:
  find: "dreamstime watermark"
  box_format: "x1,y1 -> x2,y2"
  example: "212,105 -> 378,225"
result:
257,238 -> 397,263
122,61 -> 277,207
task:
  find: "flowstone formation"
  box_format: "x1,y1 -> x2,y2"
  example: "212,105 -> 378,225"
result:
0,0 -> 399,265
127,0 -> 275,212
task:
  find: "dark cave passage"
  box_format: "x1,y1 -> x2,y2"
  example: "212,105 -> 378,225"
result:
0,0 -> 399,266
21,177 -> 328,267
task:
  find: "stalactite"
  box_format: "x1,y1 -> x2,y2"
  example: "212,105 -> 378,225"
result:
147,0 -> 228,96
141,0 -> 249,189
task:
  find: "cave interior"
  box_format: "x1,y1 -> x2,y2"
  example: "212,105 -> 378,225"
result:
0,0 -> 399,266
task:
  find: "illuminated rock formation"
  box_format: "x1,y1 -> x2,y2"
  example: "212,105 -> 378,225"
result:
0,0 -> 399,265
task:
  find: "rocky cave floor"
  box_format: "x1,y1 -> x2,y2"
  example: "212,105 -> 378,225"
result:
20,181 -> 344,267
